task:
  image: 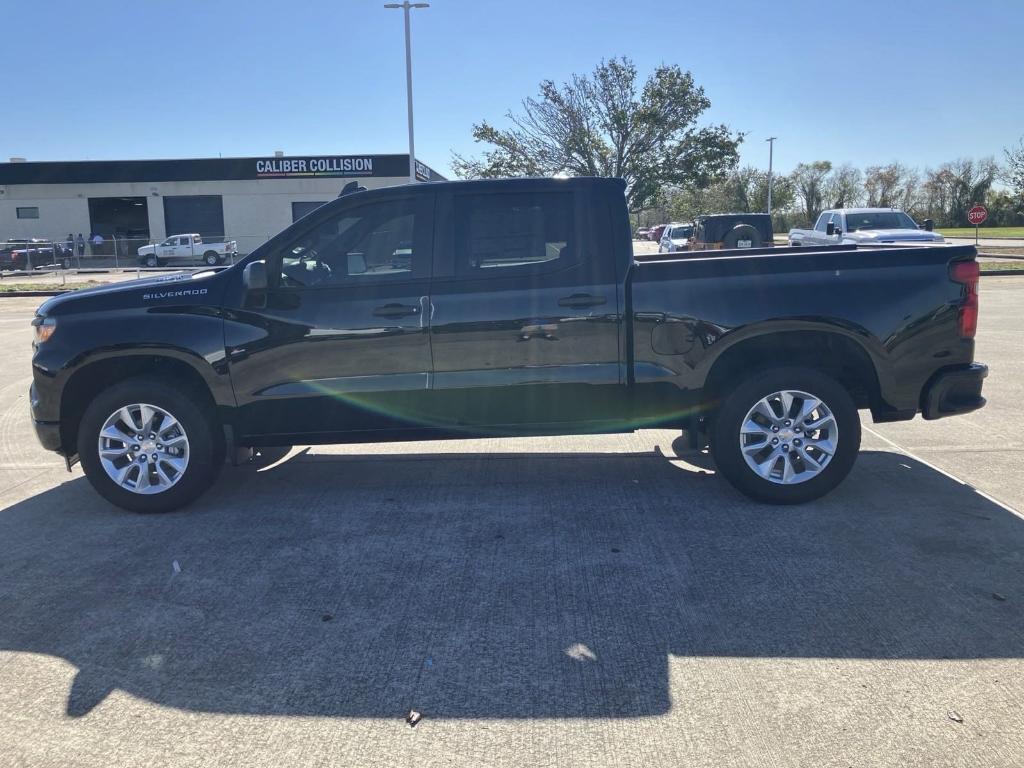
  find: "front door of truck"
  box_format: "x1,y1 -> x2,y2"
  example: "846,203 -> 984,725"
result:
426,186 -> 623,430
224,193 -> 436,440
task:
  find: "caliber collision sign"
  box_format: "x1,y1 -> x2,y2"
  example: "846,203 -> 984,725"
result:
256,156 -> 374,178
967,205 -> 988,226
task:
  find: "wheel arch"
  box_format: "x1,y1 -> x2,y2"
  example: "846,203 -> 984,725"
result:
59,353 -> 229,455
702,329 -> 883,414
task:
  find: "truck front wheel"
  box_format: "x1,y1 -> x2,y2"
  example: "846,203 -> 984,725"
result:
710,367 -> 860,504
77,377 -> 221,513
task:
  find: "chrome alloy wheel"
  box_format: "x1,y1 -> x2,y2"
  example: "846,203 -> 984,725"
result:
97,403 -> 190,494
739,389 -> 839,485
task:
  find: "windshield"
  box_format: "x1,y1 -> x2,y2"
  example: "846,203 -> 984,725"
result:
844,212 -> 918,231
671,227 -> 692,240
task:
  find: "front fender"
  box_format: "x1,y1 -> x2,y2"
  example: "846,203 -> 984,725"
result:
31,309 -> 233,424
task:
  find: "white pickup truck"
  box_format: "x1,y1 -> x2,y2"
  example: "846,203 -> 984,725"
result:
788,208 -> 944,247
137,234 -> 238,267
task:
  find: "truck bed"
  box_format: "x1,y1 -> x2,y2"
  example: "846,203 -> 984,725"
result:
628,243 -> 977,419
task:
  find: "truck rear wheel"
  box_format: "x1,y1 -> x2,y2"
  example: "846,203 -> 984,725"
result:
203,251 -> 219,266
77,377 -> 221,513
710,367 -> 860,504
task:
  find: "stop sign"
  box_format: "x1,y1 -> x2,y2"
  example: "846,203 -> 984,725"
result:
968,205 -> 988,226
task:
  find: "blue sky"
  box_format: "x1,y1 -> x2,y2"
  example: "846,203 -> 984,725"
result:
4,0 -> 1021,178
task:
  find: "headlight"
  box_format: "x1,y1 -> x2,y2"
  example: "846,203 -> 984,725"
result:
32,316 -> 56,344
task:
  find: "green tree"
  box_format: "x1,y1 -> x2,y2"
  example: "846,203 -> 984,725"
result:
666,167 -> 795,225
921,158 -> 998,226
864,163 -> 912,208
790,161 -> 832,225
451,57 -> 742,212
1004,137 -> 1024,201
824,164 -> 864,209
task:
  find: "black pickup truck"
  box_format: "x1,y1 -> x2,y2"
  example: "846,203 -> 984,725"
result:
30,177 -> 987,512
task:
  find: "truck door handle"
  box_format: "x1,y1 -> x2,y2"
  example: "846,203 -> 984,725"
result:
558,293 -> 607,308
373,303 -> 420,318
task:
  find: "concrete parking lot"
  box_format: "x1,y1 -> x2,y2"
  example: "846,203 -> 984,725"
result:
1,280 -> 1022,767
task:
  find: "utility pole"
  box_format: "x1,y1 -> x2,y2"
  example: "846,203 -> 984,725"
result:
766,136 -> 777,216
384,1 -> 430,183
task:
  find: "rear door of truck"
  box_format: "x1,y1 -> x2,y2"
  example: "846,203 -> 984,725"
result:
427,180 -> 625,429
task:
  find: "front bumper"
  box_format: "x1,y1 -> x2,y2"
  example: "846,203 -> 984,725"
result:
32,418 -> 63,451
921,363 -> 988,420
30,380 -> 64,452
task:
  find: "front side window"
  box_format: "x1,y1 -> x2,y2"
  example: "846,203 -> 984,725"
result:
279,198 -> 417,288
455,192 -> 573,274
814,213 -> 831,232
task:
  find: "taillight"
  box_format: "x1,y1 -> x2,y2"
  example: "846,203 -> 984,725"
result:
950,260 -> 979,339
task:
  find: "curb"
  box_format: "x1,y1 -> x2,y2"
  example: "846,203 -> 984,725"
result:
981,269 -> 1024,276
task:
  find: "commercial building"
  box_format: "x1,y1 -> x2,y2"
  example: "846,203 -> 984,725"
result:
0,154 -> 445,254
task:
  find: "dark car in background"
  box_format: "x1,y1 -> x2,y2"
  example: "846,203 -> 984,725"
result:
690,213 -> 774,250
0,238 -> 62,270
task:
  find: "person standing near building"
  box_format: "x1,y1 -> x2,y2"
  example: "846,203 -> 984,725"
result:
90,232 -> 103,255
65,233 -> 74,260
76,233 -> 86,258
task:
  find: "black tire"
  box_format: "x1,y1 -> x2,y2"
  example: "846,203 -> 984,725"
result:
203,251 -> 219,266
710,367 -> 860,504
144,255 -> 158,267
77,377 -> 222,513
62,256 -> 72,269
722,224 -> 763,249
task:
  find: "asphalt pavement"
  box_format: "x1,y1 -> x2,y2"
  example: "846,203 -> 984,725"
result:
0,280 -> 1022,767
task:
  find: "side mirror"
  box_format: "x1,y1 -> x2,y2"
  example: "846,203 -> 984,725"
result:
923,218 -> 934,231
826,221 -> 836,236
243,260 -> 267,291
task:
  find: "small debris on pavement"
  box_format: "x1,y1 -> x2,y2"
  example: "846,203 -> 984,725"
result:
321,613 -> 334,622
947,710 -> 964,723
406,709 -> 422,727
171,560 -> 181,575
993,592 -> 1006,601
611,548 -> 621,553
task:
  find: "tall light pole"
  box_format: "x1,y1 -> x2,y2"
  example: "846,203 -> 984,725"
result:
765,136 -> 777,216
384,1 -> 430,183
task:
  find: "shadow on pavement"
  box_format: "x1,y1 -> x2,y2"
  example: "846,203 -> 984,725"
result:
0,449 -> 1021,719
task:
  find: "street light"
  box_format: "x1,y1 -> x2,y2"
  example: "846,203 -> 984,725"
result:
765,136 -> 777,216
384,1 -> 430,183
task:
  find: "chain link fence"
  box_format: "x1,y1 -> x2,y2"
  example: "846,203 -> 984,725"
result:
0,234 -> 275,273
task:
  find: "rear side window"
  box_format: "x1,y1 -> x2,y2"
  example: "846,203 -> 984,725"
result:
454,192 -> 573,274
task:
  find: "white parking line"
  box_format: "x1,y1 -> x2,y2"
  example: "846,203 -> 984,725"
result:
863,424 -> 1024,520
